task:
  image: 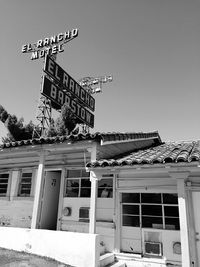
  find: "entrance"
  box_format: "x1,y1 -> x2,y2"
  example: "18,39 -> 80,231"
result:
121,192 -> 142,254
120,192 -> 180,258
39,170 -> 61,230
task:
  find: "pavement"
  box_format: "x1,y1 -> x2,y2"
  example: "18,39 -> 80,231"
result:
0,248 -> 72,267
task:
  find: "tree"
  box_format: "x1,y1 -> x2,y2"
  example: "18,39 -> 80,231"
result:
0,105 -> 36,142
0,103 -> 79,143
46,104 -> 79,137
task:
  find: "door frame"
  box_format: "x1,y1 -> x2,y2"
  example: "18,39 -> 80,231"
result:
38,168 -> 65,230
115,188 -> 178,254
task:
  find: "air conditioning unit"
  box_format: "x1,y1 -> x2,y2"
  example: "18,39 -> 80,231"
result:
144,242 -> 162,256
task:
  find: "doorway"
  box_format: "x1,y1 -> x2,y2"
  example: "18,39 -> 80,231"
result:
39,170 -> 61,230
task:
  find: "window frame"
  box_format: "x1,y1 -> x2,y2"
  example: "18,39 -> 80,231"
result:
0,172 -> 10,197
65,170 -> 114,199
18,170 -> 33,197
98,177 -> 113,198
122,193 -> 179,230
64,169 -> 90,198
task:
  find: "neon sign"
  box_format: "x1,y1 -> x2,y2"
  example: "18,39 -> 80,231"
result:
22,28 -> 78,60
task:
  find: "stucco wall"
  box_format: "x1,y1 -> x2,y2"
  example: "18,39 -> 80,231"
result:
0,227 -> 100,267
0,199 -> 33,228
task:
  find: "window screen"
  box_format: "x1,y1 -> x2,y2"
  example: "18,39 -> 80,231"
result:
18,172 -> 32,196
0,173 -> 9,196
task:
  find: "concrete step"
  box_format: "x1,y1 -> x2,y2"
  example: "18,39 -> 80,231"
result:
100,253 -> 115,267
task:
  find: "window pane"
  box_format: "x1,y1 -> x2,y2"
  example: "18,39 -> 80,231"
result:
0,173 -> 9,196
21,178 -> 32,183
142,216 -> 163,228
141,193 -> 161,203
164,206 -> 179,217
0,174 -> 9,178
0,189 -> 7,194
123,215 -> 140,227
68,170 -> 81,178
65,179 -> 79,197
98,179 -> 112,187
66,179 -> 79,187
66,187 -> 79,197
0,178 -> 9,183
163,194 -> 178,204
81,179 -> 91,187
142,205 -> 162,216
19,172 -> 32,196
165,218 -> 180,230
80,179 -> 91,197
0,184 -> 8,189
21,188 -> 31,195
79,207 -> 89,222
22,173 -> 32,177
123,205 -> 139,215
81,170 -> 90,177
98,179 -> 113,198
122,193 -> 140,203
80,188 -> 91,197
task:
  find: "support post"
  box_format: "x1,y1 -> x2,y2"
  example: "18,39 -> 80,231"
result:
31,151 -> 45,229
89,171 -> 98,234
177,177 -> 191,267
169,171 -> 191,267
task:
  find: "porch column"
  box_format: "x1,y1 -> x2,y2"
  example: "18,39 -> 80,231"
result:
89,171 -> 98,234
31,151 -> 46,229
170,172 -> 191,267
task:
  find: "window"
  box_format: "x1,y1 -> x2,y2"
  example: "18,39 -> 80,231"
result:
79,207 -> 90,222
98,178 -> 113,198
122,193 -> 179,230
18,171 -> 32,197
65,169 -> 90,197
0,173 -> 9,196
65,171 -> 113,198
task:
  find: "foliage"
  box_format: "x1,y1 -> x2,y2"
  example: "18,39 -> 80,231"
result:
0,104 -> 79,143
0,105 -> 38,143
45,104 -> 78,137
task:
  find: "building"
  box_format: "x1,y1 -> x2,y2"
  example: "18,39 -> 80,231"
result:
0,131 -> 199,267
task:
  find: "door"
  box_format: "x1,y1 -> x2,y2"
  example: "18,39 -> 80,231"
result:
121,193 -> 142,254
39,171 -> 61,230
192,192 -> 200,267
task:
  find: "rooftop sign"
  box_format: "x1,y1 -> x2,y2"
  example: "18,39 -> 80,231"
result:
44,55 -> 95,112
22,28 -> 78,60
41,76 -> 94,128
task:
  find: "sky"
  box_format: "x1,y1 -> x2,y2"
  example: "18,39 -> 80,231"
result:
0,0 -> 200,142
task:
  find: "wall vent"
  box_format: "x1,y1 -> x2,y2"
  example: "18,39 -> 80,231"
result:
144,242 -> 162,256
79,207 -> 90,222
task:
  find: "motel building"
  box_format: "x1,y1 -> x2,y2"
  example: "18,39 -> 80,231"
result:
0,131 -> 199,267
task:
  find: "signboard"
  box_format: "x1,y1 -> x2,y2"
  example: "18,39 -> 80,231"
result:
22,28 -> 78,60
44,55 -> 95,112
41,76 -> 94,128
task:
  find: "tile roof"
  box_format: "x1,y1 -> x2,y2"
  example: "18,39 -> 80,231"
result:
0,131 -> 161,149
86,141 -> 200,168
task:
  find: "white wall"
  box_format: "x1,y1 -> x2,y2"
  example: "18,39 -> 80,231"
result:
62,197 -> 114,223
0,199 -> 33,228
0,227 -> 100,267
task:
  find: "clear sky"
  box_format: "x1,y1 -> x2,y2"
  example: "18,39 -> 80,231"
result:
0,0 -> 200,142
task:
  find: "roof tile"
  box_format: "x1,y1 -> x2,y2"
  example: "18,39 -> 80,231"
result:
87,141 -> 200,168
